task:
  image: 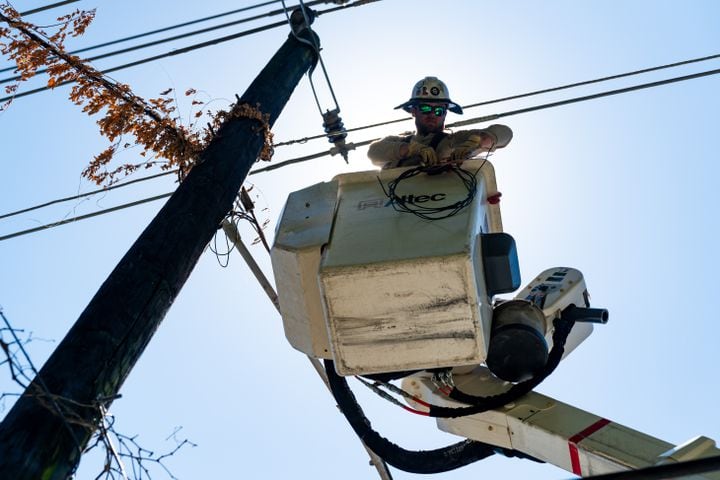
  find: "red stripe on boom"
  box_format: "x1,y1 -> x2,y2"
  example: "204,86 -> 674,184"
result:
568,418 -> 611,475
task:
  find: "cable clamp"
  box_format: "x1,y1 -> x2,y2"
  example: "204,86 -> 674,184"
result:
431,369 -> 455,390
289,6 -> 316,35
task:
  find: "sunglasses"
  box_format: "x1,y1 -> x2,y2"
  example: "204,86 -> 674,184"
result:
417,104 -> 447,117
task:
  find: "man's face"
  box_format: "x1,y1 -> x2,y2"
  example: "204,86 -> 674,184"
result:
412,102 -> 448,135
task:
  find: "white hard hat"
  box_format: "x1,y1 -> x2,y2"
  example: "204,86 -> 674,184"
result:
394,76 -> 463,114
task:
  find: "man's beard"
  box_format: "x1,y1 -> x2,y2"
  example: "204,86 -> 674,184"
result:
416,121 -> 444,136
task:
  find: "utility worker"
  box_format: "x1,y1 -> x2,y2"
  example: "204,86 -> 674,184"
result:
368,77 -> 513,169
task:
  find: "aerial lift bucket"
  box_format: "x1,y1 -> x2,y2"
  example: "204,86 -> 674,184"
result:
271,159 -> 517,375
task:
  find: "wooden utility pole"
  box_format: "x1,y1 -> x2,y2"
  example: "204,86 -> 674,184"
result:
0,26 -> 319,479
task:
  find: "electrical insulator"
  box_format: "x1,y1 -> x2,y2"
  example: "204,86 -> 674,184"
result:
322,109 -> 349,162
322,109 -> 347,144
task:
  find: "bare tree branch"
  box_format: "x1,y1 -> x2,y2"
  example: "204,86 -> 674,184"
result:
1,309 -> 195,479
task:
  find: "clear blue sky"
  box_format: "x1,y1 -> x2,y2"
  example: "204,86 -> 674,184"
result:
1,1 -> 720,479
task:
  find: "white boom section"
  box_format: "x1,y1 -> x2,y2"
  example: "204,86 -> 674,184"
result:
402,369 -> 720,478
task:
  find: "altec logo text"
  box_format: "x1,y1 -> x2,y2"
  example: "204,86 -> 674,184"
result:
357,193 -> 447,210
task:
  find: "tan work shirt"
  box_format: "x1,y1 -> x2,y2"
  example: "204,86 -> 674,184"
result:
368,124 -> 513,169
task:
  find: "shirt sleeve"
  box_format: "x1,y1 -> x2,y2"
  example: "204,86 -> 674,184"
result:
367,135 -> 409,168
485,124 -> 513,148
442,125 -> 513,154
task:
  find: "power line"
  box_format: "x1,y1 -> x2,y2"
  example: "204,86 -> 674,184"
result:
273,117 -> 407,146
2,1 -> 283,74
462,53 -> 720,111
266,65 -> 720,171
0,192 -> 172,242
448,66 -> 720,129
19,0 -> 81,17
0,21 -> 286,103
0,0 -> 330,82
250,139 -> 377,174
3,60 -> 717,240
0,169 -> 176,220
273,52 -> 720,147
0,0 -> 380,104
52,1 -> 283,58
0,139 -> 337,220
463,53 -> 720,108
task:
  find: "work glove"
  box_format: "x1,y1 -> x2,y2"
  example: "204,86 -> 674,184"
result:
406,141 -> 439,166
449,147 -> 476,163
449,134 -> 484,162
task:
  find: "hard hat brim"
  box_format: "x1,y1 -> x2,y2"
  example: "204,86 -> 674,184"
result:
394,100 -> 463,115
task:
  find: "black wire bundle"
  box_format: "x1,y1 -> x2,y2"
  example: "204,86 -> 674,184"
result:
321,317 -> 578,474
323,358 -> 532,474
429,317 -> 575,418
379,163 -> 480,221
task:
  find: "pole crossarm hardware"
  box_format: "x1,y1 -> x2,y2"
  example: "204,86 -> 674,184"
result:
0,28 -> 319,480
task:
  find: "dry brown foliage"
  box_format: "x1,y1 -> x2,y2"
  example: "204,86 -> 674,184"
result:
0,4 -> 273,186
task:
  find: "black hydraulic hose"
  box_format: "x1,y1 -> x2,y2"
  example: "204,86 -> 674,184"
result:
322,317 -> 577,471
434,318 -> 575,418
324,358 -> 507,474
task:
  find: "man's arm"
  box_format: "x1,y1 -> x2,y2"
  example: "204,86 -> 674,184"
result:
368,135 -> 438,169
445,124 -> 513,162
367,136 -> 408,167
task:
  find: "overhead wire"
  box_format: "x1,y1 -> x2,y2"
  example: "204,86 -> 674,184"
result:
0,0 -> 381,104
0,169 -> 176,220
0,23 -> 284,104
0,0 -> 331,83
251,139 -> 377,174
18,0 -> 81,17
0,136 -> 367,223
461,52 -> 720,110
6,1 -> 283,69
0,20 -> 287,104
273,119 -> 403,147
272,52 -> 720,147
0,192 -> 172,242
2,58 -> 719,241
0,0 -> 382,241
447,66 -> 720,129
7,1 -> 707,116
263,64 -> 720,173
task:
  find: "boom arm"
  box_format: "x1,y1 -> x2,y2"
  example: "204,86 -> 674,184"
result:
403,370 -> 720,478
